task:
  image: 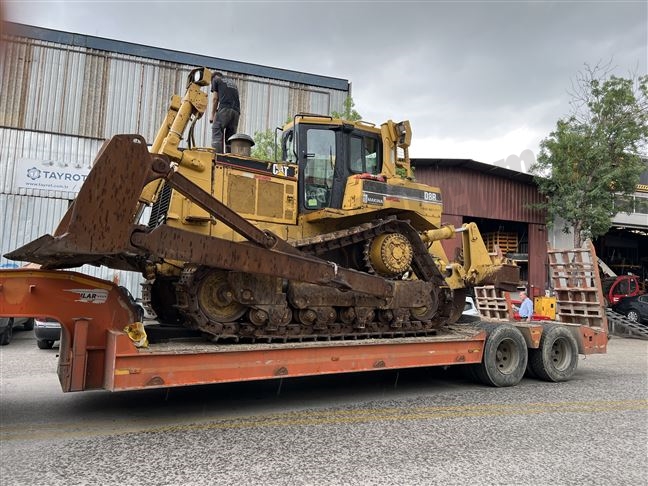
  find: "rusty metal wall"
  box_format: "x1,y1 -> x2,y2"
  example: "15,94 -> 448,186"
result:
415,164 -> 548,291
415,165 -> 545,224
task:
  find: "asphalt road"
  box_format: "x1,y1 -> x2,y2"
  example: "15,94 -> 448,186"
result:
1,328 -> 647,486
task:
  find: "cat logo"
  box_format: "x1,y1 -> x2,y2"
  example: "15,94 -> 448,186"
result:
272,164 -> 289,177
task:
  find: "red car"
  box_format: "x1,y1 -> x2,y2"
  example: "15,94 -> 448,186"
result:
602,275 -> 642,306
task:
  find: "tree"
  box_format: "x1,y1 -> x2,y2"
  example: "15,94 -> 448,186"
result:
531,65 -> 648,247
331,95 -> 362,121
250,128 -> 281,161
250,116 -> 294,160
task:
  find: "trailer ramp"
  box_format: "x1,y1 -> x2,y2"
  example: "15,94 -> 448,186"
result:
606,309 -> 648,340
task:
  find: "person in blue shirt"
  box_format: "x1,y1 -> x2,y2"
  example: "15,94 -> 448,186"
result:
518,291 -> 534,322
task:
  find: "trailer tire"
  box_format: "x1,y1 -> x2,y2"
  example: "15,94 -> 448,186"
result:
473,325 -> 527,387
528,326 -> 578,382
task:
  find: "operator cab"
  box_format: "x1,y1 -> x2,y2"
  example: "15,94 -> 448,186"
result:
282,116 -> 382,212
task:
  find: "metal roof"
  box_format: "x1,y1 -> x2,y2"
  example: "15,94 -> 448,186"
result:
412,158 -> 536,184
3,22 -> 350,92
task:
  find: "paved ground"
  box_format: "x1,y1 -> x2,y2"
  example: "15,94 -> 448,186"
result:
1,329 -> 647,486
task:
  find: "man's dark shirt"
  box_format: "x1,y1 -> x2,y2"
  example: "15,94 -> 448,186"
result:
211,76 -> 240,113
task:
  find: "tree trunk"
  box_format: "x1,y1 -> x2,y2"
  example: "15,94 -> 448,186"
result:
573,222 -> 582,248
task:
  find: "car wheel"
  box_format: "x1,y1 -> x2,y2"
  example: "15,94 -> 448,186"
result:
22,318 -> 35,331
0,319 -> 13,346
37,339 -> 55,350
626,310 -> 640,322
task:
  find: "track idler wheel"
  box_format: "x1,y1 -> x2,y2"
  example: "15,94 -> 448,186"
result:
181,266 -> 247,327
366,233 -> 413,277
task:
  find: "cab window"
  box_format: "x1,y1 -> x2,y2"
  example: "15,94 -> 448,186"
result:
304,128 -> 336,209
349,135 -> 380,175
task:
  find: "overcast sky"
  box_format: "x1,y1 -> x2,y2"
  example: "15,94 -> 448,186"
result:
4,1 -> 647,167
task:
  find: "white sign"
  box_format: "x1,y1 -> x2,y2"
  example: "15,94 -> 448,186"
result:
13,158 -> 90,194
64,288 -> 109,304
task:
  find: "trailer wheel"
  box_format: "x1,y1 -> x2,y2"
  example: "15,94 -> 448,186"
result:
473,325 -> 527,387
528,326 -> 578,382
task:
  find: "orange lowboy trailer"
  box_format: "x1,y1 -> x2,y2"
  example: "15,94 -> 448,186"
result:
0,267 -> 607,393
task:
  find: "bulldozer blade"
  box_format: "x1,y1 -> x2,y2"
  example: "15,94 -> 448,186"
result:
5,135 -> 157,269
478,263 -> 520,292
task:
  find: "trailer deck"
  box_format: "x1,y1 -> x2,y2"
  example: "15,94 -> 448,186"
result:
0,264 -> 607,392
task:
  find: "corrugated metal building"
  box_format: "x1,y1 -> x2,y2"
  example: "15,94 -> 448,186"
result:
412,158 -> 548,295
0,22 -> 350,297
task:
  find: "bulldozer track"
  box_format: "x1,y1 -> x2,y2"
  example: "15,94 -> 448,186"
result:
144,219 -> 465,343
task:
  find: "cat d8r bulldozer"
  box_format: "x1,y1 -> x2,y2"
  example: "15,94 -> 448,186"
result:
6,68 -> 518,342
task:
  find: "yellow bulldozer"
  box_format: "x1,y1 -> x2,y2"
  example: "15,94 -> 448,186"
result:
6,68 -> 518,341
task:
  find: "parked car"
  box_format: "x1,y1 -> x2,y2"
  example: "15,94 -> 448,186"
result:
34,286 -> 145,350
602,275 -> 642,306
613,294 -> 648,324
456,296 -> 481,323
463,296 -> 480,317
0,317 -> 34,346
34,318 -> 61,349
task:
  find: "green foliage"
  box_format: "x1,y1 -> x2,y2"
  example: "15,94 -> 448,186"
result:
531,66 -> 648,247
396,165 -> 415,179
250,129 -> 280,161
250,116 -> 294,161
331,96 -> 362,121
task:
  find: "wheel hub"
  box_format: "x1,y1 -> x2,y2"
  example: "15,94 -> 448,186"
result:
196,269 -> 246,322
367,233 -> 413,277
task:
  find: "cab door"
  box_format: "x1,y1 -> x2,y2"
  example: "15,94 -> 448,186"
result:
297,125 -> 345,211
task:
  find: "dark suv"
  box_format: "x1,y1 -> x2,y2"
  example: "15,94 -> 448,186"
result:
34,318 -> 62,349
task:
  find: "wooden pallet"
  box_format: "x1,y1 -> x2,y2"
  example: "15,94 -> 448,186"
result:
483,231 -> 518,254
548,241 -> 608,330
474,285 -> 512,321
